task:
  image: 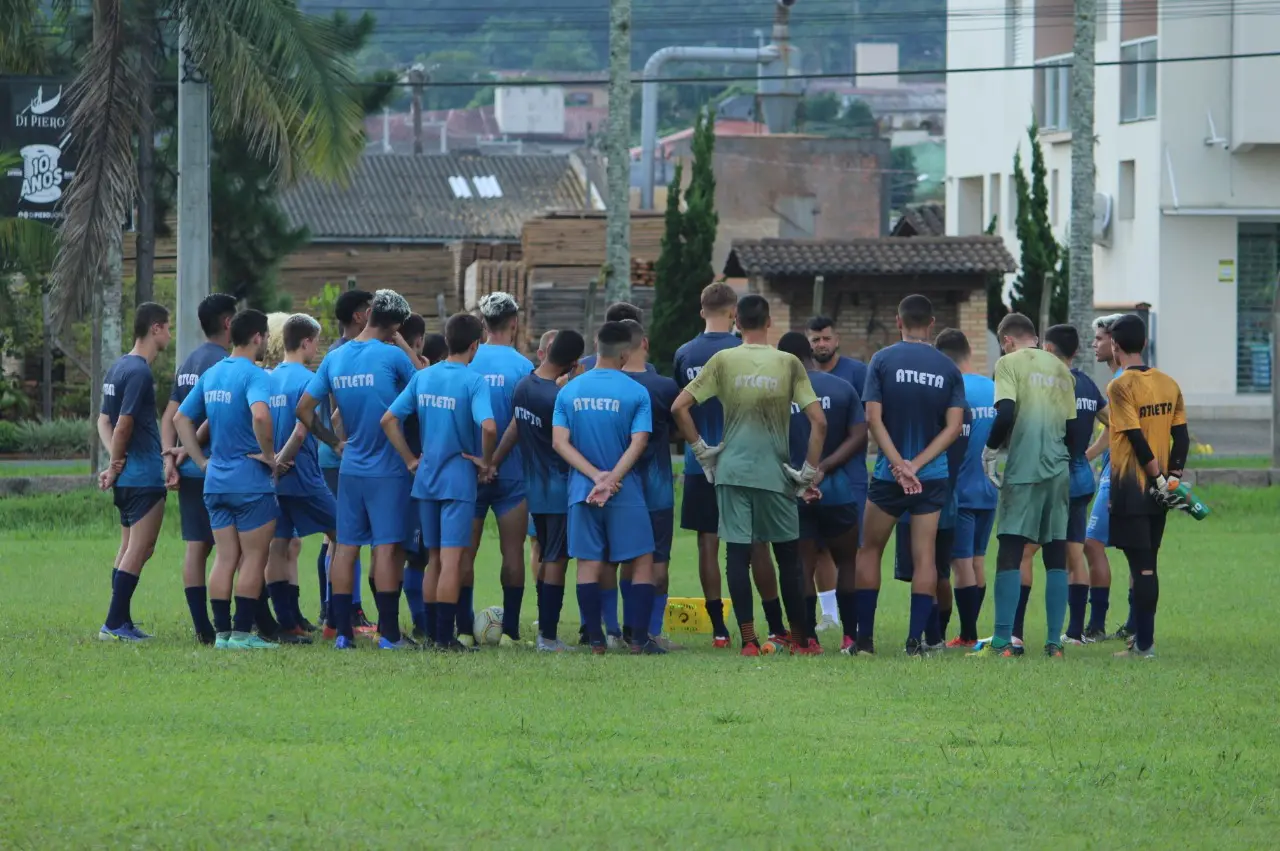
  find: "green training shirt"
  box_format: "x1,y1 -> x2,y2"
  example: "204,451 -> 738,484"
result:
993,347 -> 1076,484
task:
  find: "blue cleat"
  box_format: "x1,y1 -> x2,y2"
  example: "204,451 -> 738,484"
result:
378,637 -> 416,650
99,624 -> 146,642
124,624 -> 153,641
334,635 -> 357,651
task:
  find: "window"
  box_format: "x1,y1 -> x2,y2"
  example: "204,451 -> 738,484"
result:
1118,160 -> 1136,220
1121,38 -> 1157,121
1008,176 -> 1019,231
1050,169 -> 1060,226
989,173 -> 1003,228
1034,56 -> 1071,131
566,91 -> 593,106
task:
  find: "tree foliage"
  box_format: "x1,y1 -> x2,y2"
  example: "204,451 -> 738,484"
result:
984,215 -> 1009,334
1010,121 -> 1067,330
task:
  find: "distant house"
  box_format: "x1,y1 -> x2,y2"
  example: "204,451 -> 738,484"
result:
891,202 -> 946,237
365,104 -> 609,156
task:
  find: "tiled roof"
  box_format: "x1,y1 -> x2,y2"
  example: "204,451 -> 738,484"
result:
279,153 -> 587,242
891,202 -> 946,237
723,236 -> 1016,278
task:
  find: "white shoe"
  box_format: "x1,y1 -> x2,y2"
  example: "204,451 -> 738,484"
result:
1061,634 -> 1087,647
923,640 -> 947,653
536,636 -> 574,653
605,634 -> 625,651
817,614 -> 839,633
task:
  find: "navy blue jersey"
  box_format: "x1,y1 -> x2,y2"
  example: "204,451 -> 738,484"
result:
270,362 -> 326,497
581,353 -> 655,373
553,369 -> 653,508
102,353 -> 164,488
625,367 -> 679,511
821,354 -> 869,399
1069,367 -> 1106,498
673,331 -> 740,475
171,340 -> 227,478
862,342 -> 966,482
513,374 -> 570,515
787,370 -> 860,506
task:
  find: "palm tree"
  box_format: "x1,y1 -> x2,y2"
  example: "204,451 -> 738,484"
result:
49,0 -> 366,325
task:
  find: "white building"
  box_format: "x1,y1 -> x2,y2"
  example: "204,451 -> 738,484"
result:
946,0 -> 1280,418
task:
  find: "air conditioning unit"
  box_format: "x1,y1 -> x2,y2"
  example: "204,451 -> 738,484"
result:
1093,192 -> 1113,248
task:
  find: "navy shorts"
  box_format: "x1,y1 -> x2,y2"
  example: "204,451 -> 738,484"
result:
1109,512 -> 1167,552
275,492 -> 337,539
532,513 -> 570,563
680,473 -> 718,534
418,498 -> 475,549
178,476 -> 214,543
798,501 -> 860,543
893,521 -> 955,582
113,486 -> 165,528
338,474 -> 412,547
650,508 -> 675,563
569,501 -> 654,563
869,478 -> 948,518
953,507 -> 996,559
204,492 -> 278,533
1066,494 -> 1093,544
475,479 -> 527,520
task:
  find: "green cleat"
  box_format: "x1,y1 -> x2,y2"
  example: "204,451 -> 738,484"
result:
968,641 -> 1024,658
214,632 -> 232,649
225,631 -> 280,650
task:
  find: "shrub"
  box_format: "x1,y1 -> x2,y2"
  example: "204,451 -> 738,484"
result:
0,419 -> 19,454
13,418 -> 92,458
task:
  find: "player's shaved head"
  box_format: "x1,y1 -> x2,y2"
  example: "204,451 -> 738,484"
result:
897,295 -> 933,331
539,329 -> 559,351
934,328 -> 971,364
736,294 -> 770,330
619,318 -> 645,346
547,329 -> 585,367
1044,324 -> 1080,359
996,312 -> 1037,342
1110,314 -> 1147,355
777,331 -> 813,365
596,321 -> 634,359
605,302 -> 643,323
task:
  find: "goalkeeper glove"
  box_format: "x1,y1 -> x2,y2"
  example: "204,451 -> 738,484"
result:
783,461 -> 822,497
981,446 -> 1002,488
1151,474 -> 1185,509
691,439 -> 724,484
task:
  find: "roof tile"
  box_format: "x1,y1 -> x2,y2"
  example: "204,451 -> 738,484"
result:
723,236 -> 1016,278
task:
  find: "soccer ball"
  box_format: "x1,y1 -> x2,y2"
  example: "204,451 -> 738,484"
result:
760,639 -> 782,656
474,606 -> 504,646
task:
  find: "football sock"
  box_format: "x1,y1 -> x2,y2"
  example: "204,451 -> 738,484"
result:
1088,586 -> 1110,632
577,582 -> 604,645
232,595 -> 258,634
854,589 -> 880,647
1125,549 -> 1159,652
649,593 -> 668,639
740,621 -> 759,646
924,601 -> 941,645
316,543 -> 328,607
289,584 -> 304,625
629,583 -> 656,646
352,556 -> 363,606
374,591 -> 401,643
1125,588 -> 1136,632
255,586 -> 277,635
772,540 -> 808,641
403,568 -> 425,624
435,601 -> 456,646
1012,584 -> 1031,641
184,586 -> 214,635
600,586 -> 621,636
725,542 -> 755,631
761,597 -> 786,637
330,593 -> 354,641
954,586 -> 976,641
992,571 -> 1020,646
424,602 -> 437,643
267,581 -> 297,630
535,579 -> 545,616
938,599 -> 952,640
501,583 -> 524,640
619,578 -> 633,614
1067,584 -> 1089,639
458,585 -> 475,638
908,593 -> 933,644
105,571 -> 139,630
818,589 -> 838,621
837,591 -> 857,641
211,598 -> 232,634
706,598 -> 729,638
111,567 -> 119,592
1040,540 -> 1068,647
541,583 -> 565,641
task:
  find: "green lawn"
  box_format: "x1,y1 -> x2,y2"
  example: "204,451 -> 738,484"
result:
1186,453 -> 1273,470
0,460 -> 91,477
2,486 -> 1279,848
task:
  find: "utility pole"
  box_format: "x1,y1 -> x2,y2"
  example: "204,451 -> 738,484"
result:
1068,0 -> 1097,358
176,17 -> 211,364
1272,274 -> 1280,469
409,64 -> 427,156
134,0 -> 157,306
604,0 -> 632,303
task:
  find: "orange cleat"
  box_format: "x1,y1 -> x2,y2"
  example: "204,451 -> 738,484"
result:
794,638 -> 823,656
945,636 -> 977,649
712,636 -> 732,649
741,642 -> 761,657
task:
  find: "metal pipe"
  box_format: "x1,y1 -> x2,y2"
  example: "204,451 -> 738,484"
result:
639,45 -> 778,209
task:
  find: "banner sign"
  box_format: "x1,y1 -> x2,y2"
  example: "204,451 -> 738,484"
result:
0,78 -> 77,226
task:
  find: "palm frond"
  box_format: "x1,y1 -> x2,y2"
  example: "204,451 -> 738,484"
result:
0,216 -> 59,277
182,0 -> 365,184
0,0 -> 49,73
49,0 -> 141,324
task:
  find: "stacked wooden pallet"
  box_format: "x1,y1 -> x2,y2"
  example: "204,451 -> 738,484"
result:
520,211 -> 666,273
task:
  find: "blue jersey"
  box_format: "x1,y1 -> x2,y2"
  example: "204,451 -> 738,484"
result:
179,357 -> 273,495
513,374 -> 571,515
269,362 -> 326,497
1069,367 -> 1106,498
625,367 -> 679,511
316,336 -> 349,470
581,354 -> 655,373
863,342 -> 966,482
102,353 -> 163,489
787,370 -> 861,506
957,373 -> 999,509
389,361 -> 494,502
306,339 -> 416,478
170,340 -> 227,478
673,332 -> 740,475
1098,367 -> 1124,484
469,343 -> 533,482
940,408 -> 971,529
552,368 -> 653,508
823,355 -> 869,399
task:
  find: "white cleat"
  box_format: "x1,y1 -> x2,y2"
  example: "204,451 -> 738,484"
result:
536,636 -> 575,653
817,614 -> 840,633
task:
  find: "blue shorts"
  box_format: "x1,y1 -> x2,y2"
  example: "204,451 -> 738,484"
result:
868,477 -> 948,518
178,476 -> 214,543
204,492 -> 278,533
1086,484 -> 1110,545
113,486 -> 166,528
475,479 -> 527,519
532,512 -> 569,563
569,501 -> 655,563
418,498 -> 475,549
275,492 -> 337,539
953,507 -> 996,559
680,473 -> 718,534
338,474 -> 412,547
650,508 -> 675,563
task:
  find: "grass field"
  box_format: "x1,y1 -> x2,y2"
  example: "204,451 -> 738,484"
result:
3,485 -> 1279,848
0,460 -> 91,477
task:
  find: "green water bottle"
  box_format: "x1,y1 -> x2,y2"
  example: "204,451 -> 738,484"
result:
1173,482 -> 1210,520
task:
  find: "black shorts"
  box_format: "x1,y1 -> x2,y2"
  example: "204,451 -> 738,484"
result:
869,478 -> 948,518
680,473 -> 718,534
798,501 -> 860,544
532,513 -> 569,563
114,486 -> 166,528
1066,494 -> 1093,544
178,476 -> 213,543
650,508 -> 675,564
893,523 -> 955,582
322,467 -> 341,499
1109,512 -> 1167,551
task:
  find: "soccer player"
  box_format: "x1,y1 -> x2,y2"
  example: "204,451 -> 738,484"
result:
265,314 -> 337,645
174,309 -> 279,650
297,289 -> 417,650
384,313 -> 497,651
422,333 -> 449,366
776,332 -> 866,653
673,283 -> 783,648
806,315 -> 868,396
1106,315 -> 1188,658
494,329 -> 586,652
467,292 -> 534,644
97,302 -> 172,642
1085,314 -> 1128,640
161,292 -> 236,644
527,328 -> 560,594
851,294 -> 965,657
937,329 -> 997,648
553,322 -> 658,654
968,313 -> 1076,659
673,295 -> 827,656
579,302 -> 656,373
